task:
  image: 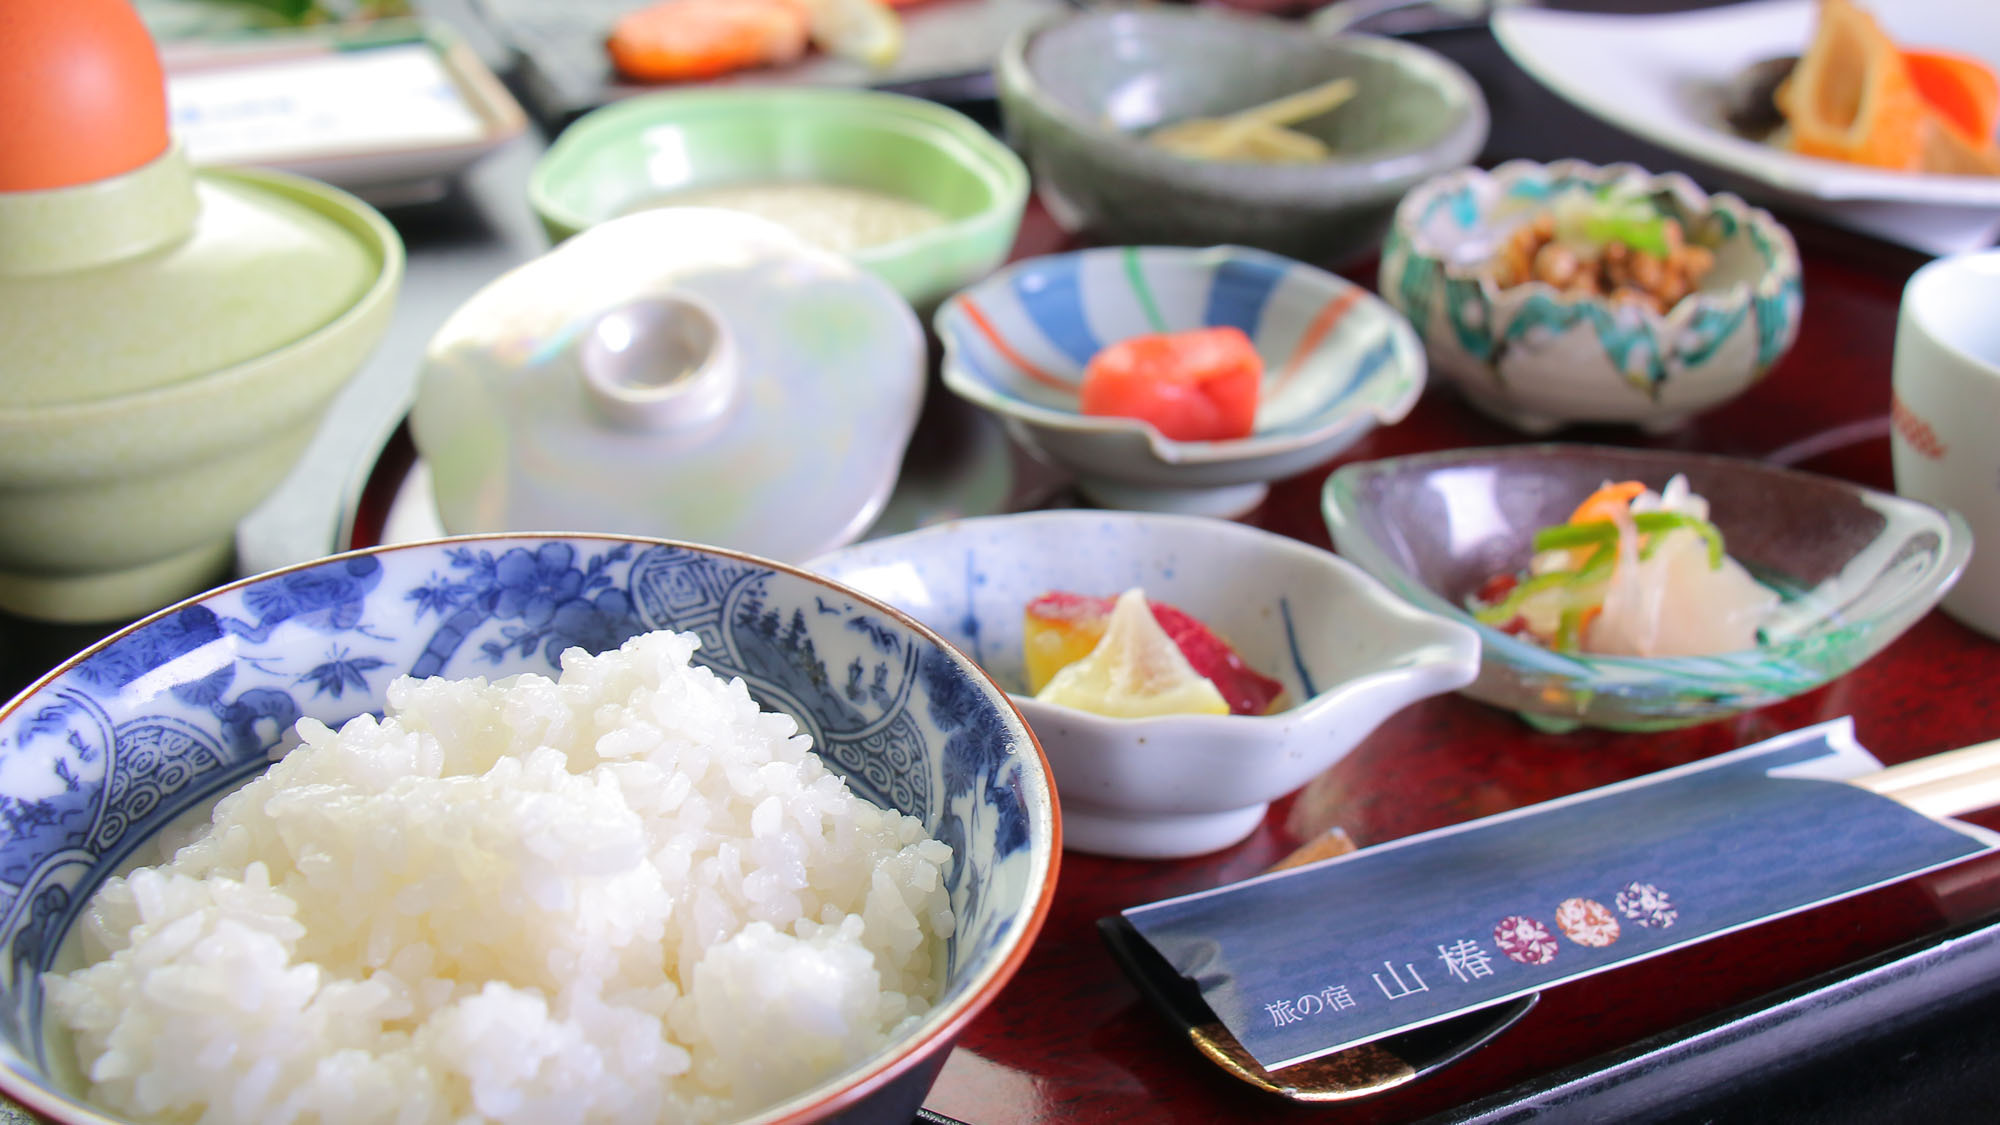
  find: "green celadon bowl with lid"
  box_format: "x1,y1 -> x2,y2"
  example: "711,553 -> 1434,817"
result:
0,145 -> 403,623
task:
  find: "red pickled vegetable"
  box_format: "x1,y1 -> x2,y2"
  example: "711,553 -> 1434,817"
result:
1079,327 -> 1262,442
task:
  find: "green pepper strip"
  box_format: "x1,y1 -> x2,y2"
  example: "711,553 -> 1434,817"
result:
1531,512 -> 1725,569
1471,571 -> 1575,625
1553,606 -> 1588,653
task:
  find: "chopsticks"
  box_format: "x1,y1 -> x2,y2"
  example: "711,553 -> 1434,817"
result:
1853,738 -> 2000,820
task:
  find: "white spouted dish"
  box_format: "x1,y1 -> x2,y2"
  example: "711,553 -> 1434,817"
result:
45,630 -> 954,1125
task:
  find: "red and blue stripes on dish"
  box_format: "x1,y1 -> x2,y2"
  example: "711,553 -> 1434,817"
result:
1277,288 -> 1363,387
1201,254 -> 1289,342
941,247 -> 1390,429
1010,255 -> 1101,366
949,297 -> 1073,393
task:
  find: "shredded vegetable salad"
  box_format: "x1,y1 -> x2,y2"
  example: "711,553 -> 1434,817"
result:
1469,476 -> 1779,658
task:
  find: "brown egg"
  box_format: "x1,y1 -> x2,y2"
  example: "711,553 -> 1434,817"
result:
0,0 -> 171,192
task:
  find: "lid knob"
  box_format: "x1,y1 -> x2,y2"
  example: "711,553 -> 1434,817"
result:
579,295 -> 738,432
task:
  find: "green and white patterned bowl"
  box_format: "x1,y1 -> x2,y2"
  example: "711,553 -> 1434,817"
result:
1323,445 -> 1970,733
1380,160 -> 1802,435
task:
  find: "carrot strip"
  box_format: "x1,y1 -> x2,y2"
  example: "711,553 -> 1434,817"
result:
1905,49 -> 2000,143
1567,481 -> 1646,526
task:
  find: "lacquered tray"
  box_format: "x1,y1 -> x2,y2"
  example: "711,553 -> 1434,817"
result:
10,13 -> 2000,1122
329,199 -> 2000,1123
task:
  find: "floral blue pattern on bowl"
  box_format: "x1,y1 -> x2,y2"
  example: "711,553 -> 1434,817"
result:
0,536 -> 1057,1125
1379,160 -> 1803,435
1323,445 -> 1971,733
936,245 -> 1425,517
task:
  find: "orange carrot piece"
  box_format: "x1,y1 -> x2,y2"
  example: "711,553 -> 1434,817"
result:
1568,481 -> 1646,526
1575,604 -> 1603,642
606,0 -> 808,84
1905,49 -> 2000,143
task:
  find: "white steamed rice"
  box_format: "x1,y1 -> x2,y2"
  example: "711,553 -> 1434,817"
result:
44,630 -> 955,1125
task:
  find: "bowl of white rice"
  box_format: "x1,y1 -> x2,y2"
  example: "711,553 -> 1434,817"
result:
0,534 -> 1059,1125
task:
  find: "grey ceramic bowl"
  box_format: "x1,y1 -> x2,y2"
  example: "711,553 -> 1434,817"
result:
996,6 -> 1489,263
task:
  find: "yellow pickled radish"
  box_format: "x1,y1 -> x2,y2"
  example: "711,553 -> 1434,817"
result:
801,0 -> 903,68
1034,589 -> 1230,718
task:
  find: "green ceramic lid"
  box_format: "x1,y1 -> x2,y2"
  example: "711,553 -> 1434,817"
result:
0,146 -> 377,408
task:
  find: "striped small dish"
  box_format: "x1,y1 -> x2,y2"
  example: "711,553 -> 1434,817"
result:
936,245 -> 1425,516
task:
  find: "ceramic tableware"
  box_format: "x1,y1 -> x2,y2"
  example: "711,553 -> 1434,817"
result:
409,207 -> 923,563
0,534 -> 1058,1125
528,87 -> 1027,312
1891,250 -> 2000,640
1381,160 -> 1802,434
995,5 -> 1487,262
1491,0 -> 2000,254
1324,445 -> 1969,732
0,0 -> 402,624
0,155 -> 402,620
935,244 -> 1426,517
809,511 -> 1480,859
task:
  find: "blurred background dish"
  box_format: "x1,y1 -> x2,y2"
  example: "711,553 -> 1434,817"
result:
994,4 -> 1487,263
153,19 -> 529,208
1492,0 -> 2000,254
470,0 -> 1069,130
1323,444 -> 1970,733
809,510 -> 1479,858
409,207 -> 924,563
935,244 -> 1426,517
0,534 -> 1058,1125
528,86 -> 1027,312
1380,159 -> 1802,434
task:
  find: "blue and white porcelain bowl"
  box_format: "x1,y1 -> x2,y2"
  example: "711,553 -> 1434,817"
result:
0,536 -> 1058,1125
1380,160 -> 1803,434
936,245 -> 1426,517
810,512 -> 1480,859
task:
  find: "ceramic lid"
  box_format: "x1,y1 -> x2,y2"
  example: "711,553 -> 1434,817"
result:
410,208 -> 926,562
0,0 -> 390,409
0,158 -> 379,408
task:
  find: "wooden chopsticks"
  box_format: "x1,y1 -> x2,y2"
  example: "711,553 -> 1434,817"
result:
1852,739 -> 2000,820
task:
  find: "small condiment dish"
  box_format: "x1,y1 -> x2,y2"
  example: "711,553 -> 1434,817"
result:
1380,159 -> 1803,434
996,5 -> 1488,262
0,534 -> 1057,1125
935,244 -> 1426,518
1323,445 -> 1970,733
808,511 -> 1480,859
528,87 -> 1027,312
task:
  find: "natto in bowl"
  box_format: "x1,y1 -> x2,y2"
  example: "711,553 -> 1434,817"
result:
1379,160 -> 1803,435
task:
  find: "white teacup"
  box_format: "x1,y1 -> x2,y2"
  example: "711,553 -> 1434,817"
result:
1892,250 -> 2000,640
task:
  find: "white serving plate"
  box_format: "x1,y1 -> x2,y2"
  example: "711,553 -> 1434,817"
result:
162,21 -> 528,206
1492,0 -> 2000,253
